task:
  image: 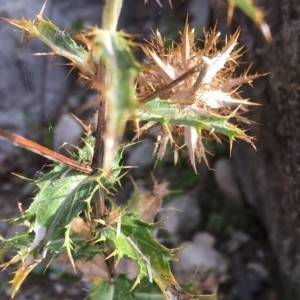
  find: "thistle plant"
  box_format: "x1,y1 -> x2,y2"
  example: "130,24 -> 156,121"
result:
0,1 -> 263,299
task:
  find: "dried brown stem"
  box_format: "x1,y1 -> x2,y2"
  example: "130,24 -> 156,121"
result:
91,62 -> 108,219
140,64 -> 200,104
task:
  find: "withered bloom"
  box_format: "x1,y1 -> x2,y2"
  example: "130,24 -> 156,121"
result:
137,23 -> 261,171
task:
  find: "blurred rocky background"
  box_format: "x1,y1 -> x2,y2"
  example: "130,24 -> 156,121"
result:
1,0 -> 299,299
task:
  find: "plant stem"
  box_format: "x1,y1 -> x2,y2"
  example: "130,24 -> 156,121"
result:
91,0 -> 124,219
91,63 -> 108,219
102,0 -> 123,31
91,62 -> 108,173
91,0 -> 124,172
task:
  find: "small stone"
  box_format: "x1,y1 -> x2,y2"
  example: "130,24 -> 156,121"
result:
174,232 -> 228,284
160,190 -> 201,244
126,139 -> 155,168
247,262 -> 269,280
0,221 -> 8,232
226,231 -> 250,252
53,114 -> 83,152
214,158 -> 244,209
53,283 -> 64,294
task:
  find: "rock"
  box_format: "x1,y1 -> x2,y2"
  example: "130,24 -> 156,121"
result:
160,189 -> 201,244
126,139 -> 155,168
193,232 -> 216,248
53,114 -> 83,152
243,266 -> 264,294
214,158 -> 244,209
247,262 -> 269,280
226,231 -> 250,252
0,221 -> 9,233
174,232 -> 228,290
52,283 -> 64,295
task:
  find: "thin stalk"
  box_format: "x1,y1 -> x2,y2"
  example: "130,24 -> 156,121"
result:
102,0 -> 123,31
91,0 -> 124,171
91,62 -> 108,172
91,63 -> 108,218
91,0 -> 124,277
91,0 -> 123,221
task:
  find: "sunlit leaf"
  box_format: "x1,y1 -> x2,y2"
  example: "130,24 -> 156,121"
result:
10,259 -> 40,299
137,98 -> 254,169
91,29 -> 139,170
3,17 -> 89,70
25,164 -> 98,241
103,213 -> 190,299
90,280 -> 114,300
90,276 -> 165,300
2,163 -> 99,298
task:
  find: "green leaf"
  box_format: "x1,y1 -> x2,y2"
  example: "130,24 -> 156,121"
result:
25,164 -> 98,243
90,276 -> 165,300
138,98 -> 252,146
3,17 -> 89,71
1,163 -> 100,298
103,212 -> 189,299
3,163 -> 99,256
90,280 -> 115,300
103,144 -> 129,189
228,0 -> 262,23
92,30 -> 139,161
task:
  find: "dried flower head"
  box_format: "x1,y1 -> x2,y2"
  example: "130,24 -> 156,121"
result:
137,23 -> 261,171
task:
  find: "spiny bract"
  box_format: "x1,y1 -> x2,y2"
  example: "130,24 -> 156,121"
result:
137,23 -> 261,171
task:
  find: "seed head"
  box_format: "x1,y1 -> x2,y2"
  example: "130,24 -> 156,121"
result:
137,23 -> 261,171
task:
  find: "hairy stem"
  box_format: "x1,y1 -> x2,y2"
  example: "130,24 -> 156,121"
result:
91,1 -> 124,265
91,62 -> 108,172
102,0 -> 123,31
